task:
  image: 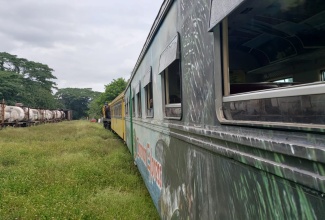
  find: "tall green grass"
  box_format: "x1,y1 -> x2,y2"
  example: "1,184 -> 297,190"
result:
0,121 -> 159,219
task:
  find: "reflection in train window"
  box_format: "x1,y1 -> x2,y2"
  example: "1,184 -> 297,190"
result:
219,0 -> 325,127
273,78 -> 293,83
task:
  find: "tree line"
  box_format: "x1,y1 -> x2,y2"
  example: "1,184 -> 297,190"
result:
0,52 -> 127,120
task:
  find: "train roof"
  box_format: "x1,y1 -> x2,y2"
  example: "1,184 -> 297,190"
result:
125,0 -> 172,90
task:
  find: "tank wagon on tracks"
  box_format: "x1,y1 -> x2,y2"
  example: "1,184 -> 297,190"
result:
1,100 -> 72,128
109,0 -> 325,219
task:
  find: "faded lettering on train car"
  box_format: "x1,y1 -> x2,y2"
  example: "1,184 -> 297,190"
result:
136,136 -> 162,189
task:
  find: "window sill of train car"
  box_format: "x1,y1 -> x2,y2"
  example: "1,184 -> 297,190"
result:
223,82 -> 325,102
217,108 -> 325,133
146,108 -> 154,118
164,103 -> 181,120
217,82 -> 325,132
219,107 -> 325,131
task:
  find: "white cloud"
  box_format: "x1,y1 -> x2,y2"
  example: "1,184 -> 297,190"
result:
0,0 -> 163,92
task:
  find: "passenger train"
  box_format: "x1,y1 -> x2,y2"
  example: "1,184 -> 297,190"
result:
106,0 -> 325,219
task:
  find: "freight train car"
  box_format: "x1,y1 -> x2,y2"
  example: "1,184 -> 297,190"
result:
109,93 -> 126,141
0,100 -> 71,127
111,0 -> 325,219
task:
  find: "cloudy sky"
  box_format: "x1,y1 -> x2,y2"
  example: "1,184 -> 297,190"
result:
0,0 -> 163,92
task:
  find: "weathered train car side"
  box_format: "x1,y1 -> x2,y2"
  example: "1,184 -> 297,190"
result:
125,0 -> 325,219
110,93 -> 126,141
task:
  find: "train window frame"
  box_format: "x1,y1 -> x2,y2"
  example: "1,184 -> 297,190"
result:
162,63 -> 182,119
125,97 -> 129,117
321,70 -> 325,81
158,33 -> 182,120
113,102 -> 122,118
131,89 -> 135,118
145,82 -> 153,117
135,82 -> 141,118
142,67 -> 154,118
211,0 -> 325,131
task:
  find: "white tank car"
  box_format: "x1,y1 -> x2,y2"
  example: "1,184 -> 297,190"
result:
44,110 -> 53,120
4,106 -> 26,122
60,111 -> 66,119
52,110 -> 62,119
23,108 -> 40,121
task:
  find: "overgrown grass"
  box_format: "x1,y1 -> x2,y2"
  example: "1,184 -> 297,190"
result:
0,121 -> 159,219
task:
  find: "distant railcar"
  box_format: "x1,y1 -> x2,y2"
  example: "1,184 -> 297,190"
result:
110,0 -> 325,219
62,109 -> 72,121
109,93 -> 126,141
0,100 -> 71,127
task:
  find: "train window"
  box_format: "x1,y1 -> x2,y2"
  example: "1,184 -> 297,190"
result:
137,92 -> 141,118
125,97 -> 128,117
273,78 -> 293,83
118,103 -> 121,117
213,0 -> 325,128
131,88 -> 135,117
145,82 -> 153,117
162,61 -> 181,119
116,104 -> 120,117
135,82 -> 141,118
159,34 -> 182,119
142,67 -> 153,118
132,97 -> 135,117
321,70 -> 325,81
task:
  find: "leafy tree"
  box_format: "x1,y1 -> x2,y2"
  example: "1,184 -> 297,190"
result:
21,80 -> 59,109
0,52 -> 19,72
87,96 -> 102,119
0,52 -> 58,108
22,61 -> 57,91
0,71 -> 23,105
101,78 -> 127,102
56,88 -> 100,119
87,78 -> 127,119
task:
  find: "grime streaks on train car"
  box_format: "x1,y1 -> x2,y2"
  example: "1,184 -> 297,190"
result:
110,0 -> 325,219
